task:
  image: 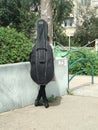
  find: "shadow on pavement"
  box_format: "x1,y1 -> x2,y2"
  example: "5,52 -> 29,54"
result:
49,96 -> 62,107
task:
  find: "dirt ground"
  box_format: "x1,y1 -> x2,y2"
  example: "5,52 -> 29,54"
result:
1,75 -> 98,130
0,95 -> 98,130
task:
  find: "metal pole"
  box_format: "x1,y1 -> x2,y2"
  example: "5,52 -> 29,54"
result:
69,35 -> 71,50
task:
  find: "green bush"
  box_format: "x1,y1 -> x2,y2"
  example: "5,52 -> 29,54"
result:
68,49 -> 98,76
0,27 -> 34,64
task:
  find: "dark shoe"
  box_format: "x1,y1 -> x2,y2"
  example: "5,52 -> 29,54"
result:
44,100 -> 49,108
34,99 -> 43,106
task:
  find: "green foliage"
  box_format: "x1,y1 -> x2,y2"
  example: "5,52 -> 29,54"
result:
48,95 -> 58,103
0,0 -> 74,44
67,88 -> 73,95
53,0 -> 73,44
53,0 -> 73,24
53,25 -> 68,46
68,49 -> 98,76
73,8 -> 98,46
0,0 -> 39,38
39,95 -> 58,104
0,27 -> 33,64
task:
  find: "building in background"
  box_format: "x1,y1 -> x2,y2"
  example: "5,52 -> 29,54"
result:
62,0 -> 98,37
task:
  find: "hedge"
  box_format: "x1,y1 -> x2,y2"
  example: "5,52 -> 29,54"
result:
68,49 -> 98,76
0,27 -> 34,64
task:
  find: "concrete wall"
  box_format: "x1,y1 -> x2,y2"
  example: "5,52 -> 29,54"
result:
0,58 -> 68,113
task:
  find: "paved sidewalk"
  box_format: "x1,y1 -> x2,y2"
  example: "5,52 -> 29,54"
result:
70,75 -> 98,97
0,95 -> 98,130
0,75 -> 98,130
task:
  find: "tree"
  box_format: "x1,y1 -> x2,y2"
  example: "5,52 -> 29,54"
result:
40,0 -> 73,45
0,0 -> 73,43
0,0 -> 39,38
73,6 -> 98,46
53,0 -> 73,24
40,0 -> 53,44
53,0 -> 73,45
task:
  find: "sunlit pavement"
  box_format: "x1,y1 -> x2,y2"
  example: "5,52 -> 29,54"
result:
70,75 -> 98,97
0,75 -> 98,130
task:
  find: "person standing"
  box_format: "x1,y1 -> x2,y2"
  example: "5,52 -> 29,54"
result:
30,19 -> 54,108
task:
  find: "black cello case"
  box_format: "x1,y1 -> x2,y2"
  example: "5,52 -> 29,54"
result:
30,19 -> 54,85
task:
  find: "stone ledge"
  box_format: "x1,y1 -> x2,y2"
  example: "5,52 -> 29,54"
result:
0,59 -> 68,112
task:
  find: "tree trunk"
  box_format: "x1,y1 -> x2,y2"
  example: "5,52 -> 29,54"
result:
41,0 -> 53,45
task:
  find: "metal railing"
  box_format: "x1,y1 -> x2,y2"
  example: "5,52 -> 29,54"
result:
54,42 -> 94,94
66,50 -> 94,94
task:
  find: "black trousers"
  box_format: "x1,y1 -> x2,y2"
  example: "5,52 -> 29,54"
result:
37,85 -> 47,101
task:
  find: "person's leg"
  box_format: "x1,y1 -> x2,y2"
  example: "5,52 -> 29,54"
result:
35,86 -> 43,106
35,85 -> 49,108
41,85 -> 49,108
37,86 -> 42,101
